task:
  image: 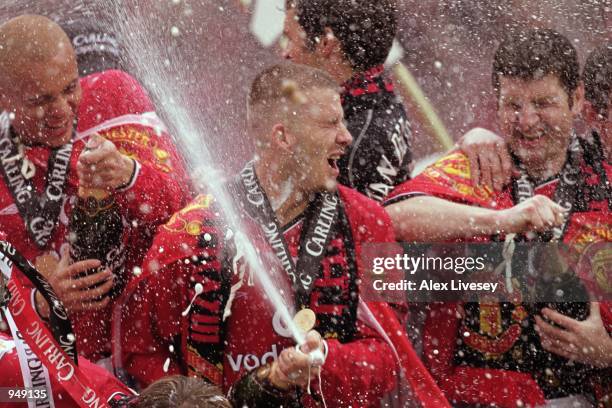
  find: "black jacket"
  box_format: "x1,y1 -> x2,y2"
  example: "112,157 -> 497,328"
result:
338,65 -> 414,203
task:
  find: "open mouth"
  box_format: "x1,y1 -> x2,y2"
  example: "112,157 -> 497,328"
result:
327,158 -> 339,170
327,152 -> 343,172
46,122 -> 69,133
516,129 -> 545,141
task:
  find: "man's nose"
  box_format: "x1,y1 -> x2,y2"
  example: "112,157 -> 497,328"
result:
47,95 -> 71,120
516,103 -> 539,132
337,123 -> 353,147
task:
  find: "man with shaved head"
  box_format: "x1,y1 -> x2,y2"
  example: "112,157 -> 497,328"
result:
0,14 -> 187,365
0,15 -> 81,147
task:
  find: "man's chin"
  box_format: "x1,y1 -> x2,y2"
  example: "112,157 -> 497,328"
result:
42,128 -> 73,147
322,178 -> 338,193
511,143 -> 541,163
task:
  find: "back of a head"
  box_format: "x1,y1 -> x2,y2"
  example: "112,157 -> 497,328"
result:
492,28 -> 579,97
134,376 -> 230,408
0,14 -> 73,81
62,18 -> 122,76
287,0 -> 397,72
583,44 -> 612,115
247,62 -> 338,129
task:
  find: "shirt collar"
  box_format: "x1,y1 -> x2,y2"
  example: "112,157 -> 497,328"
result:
341,64 -> 394,99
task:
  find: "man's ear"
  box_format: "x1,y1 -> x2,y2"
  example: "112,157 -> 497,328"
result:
571,82 -> 585,116
319,27 -> 341,59
271,123 -> 296,153
583,100 -> 601,124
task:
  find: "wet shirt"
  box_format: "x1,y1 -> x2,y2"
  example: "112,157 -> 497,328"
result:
385,151 -> 611,406
119,186 -> 403,407
0,70 -> 189,361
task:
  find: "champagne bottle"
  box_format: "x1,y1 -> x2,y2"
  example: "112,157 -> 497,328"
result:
68,186 -> 126,300
532,244 -> 589,321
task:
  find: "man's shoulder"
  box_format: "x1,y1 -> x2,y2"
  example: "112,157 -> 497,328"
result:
78,69 -> 154,131
338,185 -> 392,233
80,69 -> 143,93
386,151 -> 494,206
141,194 -> 220,274
339,184 -> 384,212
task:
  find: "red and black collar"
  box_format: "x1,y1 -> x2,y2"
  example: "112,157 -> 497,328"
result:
341,64 -> 394,99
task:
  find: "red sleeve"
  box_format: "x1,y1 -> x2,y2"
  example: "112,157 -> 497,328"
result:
119,258 -> 189,387
423,303 -> 546,407
319,318 -> 399,404
78,69 -> 192,196
601,302 -> 612,333
117,195 -> 221,388
116,161 -> 187,228
384,151 -> 494,207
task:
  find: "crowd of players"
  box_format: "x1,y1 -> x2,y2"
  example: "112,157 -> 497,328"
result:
0,0 -> 610,407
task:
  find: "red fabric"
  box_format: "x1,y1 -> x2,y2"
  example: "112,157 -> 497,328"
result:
0,332 -> 130,408
0,69 -> 189,361
78,69 -> 192,193
366,302 -> 451,407
600,302 -> 612,333
388,151 -> 611,407
385,150 -> 495,207
423,303 -> 546,407
117,186 -> 448,407
341,65 -> 395,99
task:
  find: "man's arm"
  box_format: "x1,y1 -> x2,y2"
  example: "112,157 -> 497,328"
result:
118,257 -> 192,387
386,194 -> 566,242
118,199 -> 224,388
320,321 -> 399,403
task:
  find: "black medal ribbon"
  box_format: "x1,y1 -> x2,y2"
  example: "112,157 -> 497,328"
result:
580,131 -> 611,210
0,112 -> 73,249
231,161 -> 341,306
0,239 -> 78,364
509,134 -> 596,398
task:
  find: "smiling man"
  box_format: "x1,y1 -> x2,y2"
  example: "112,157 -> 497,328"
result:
118,63 -> 447,407
384,29 -> 611,407
0,15 -> 186,362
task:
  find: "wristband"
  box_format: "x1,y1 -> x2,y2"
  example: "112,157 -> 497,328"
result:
115,158 -> 138,191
